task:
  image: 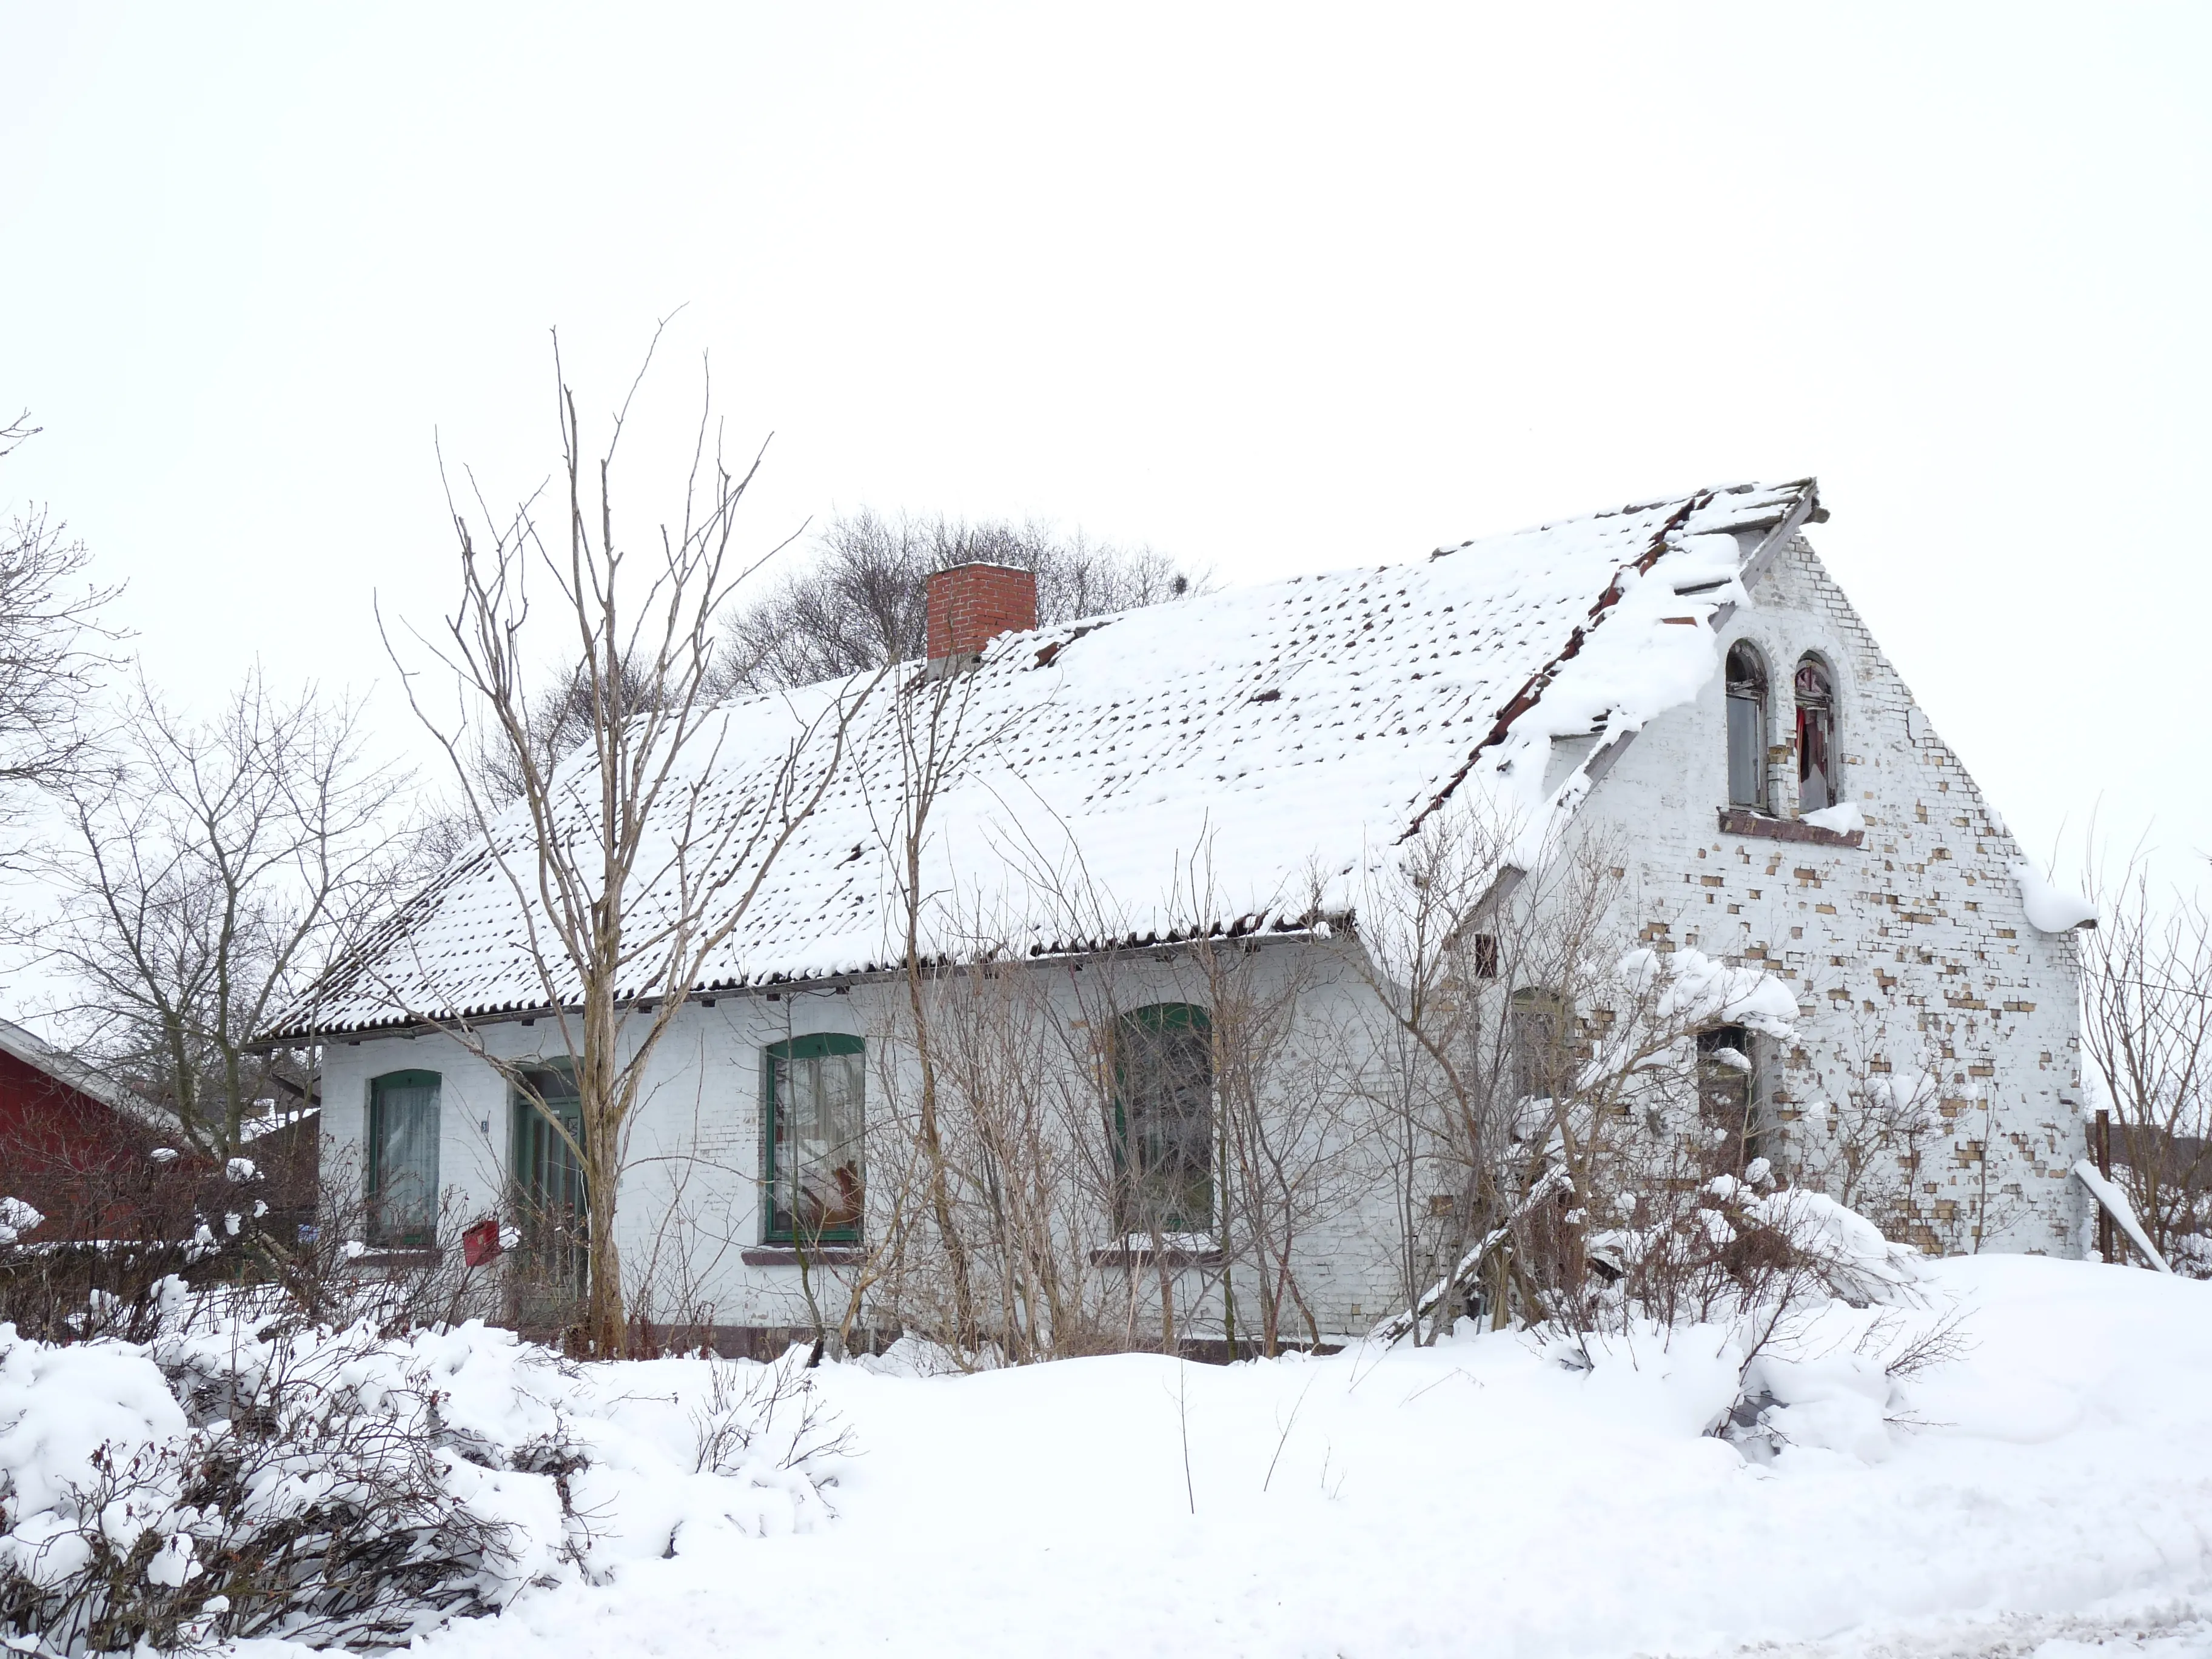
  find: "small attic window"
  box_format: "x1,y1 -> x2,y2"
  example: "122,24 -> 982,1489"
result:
1795,655 -> 1839,813
1725,642 -> 1768,811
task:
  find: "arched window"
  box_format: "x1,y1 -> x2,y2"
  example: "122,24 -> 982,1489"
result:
763,1034 -> 866,1245
367,1069 -> 440,1248
1113,1004 -> 1213,1232
1794,655 -> 1839,813
1724,642 -> 1769,811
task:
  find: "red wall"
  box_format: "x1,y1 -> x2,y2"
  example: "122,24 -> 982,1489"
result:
0,1048 -> 194,1242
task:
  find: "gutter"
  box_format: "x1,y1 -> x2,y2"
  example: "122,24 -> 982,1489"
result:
253,927 -> 1332,1051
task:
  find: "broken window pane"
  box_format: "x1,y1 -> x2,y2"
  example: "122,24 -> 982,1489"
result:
1794,656 -> 1837,813
1696,1025 -> 1759,1174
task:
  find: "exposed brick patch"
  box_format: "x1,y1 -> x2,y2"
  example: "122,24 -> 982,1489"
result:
1718,807 -> 1865,849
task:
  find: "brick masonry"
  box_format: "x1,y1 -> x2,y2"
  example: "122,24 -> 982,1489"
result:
1577,534 -> 2086,1255
925,563 -> 1039,661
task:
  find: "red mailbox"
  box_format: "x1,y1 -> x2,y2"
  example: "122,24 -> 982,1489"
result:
462,1215 -> 503,1267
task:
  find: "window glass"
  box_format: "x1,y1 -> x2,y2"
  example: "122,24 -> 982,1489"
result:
1795,656 -> 1838,813
1725,643 -> 1768,810
765,1035 -> 865,1245
510,1064 -> 586,1294
1114,1004 -> 1213,1232
1508,991 -> 1564,1102
367,1070 -> 440,1248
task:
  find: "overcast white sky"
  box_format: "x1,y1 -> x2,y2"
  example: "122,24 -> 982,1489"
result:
3,2 -> 2208,980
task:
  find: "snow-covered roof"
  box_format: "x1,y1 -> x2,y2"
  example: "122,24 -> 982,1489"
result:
276,480 -> 1820,1038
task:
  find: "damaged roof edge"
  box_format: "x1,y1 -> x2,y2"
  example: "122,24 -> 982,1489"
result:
1401,477 -> 1821,845
1547,477 -> 1822,809
1561,477 -> 1823,813
1706,477 -> 1822,632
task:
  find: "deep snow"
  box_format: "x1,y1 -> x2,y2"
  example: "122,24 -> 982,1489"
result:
227,1256 -> 2212,1659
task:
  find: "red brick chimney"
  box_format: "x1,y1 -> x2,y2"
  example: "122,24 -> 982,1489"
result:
925,563 -> 1038,662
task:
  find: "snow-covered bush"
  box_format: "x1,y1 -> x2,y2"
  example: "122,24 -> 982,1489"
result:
0,1315 -> 849,1653
1352,823 -> 1933,1396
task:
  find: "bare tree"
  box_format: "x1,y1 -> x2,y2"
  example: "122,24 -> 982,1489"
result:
854,662 -> 1019,1355
722,508 -> 1201,694
36,671 -> 401,1160
1181,920 -> 1346,1356
1346,814 -> 1806,1346
385,322 -> 867,1355
1783,1011 -> 1945,1247
0,413 -> 124,860
2080,854 -> 2212,1275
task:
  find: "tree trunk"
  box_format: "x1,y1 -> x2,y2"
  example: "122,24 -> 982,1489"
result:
584,1185 -> 626,1355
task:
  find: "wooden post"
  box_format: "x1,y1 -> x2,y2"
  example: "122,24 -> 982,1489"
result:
2095,1108 -> 2115,1264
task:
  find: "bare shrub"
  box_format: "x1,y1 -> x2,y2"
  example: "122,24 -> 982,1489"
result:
2080,856 -> 2212,1275
1341,809 -> 1888,1356
689,1352 -> 853,1486
1782,1012 -> 1945,1246
0,1330 -> 525,1654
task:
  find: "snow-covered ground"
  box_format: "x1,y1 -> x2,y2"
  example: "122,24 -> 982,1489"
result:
9,1256 -> 2211,1658
391,1258 -> 2212,1658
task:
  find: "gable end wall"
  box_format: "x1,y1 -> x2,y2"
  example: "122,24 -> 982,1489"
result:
1578,533 -> 2086,1254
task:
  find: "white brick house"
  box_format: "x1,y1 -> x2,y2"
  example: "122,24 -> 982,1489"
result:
275,479 -> 2090,1342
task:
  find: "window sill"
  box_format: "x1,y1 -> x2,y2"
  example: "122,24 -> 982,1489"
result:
1090,1243 -> 1224,1270
350,1246 -> 443,1269
1717,807 -> 1864,849
742,1245 -> 865,1267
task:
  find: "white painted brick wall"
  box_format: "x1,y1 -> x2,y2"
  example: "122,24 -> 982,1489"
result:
1574,535 -> 2086,1255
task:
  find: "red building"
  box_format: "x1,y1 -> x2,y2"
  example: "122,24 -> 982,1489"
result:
0,1017 -> 190,1242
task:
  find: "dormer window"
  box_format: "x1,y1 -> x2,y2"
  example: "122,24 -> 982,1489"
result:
1795,655 -> 1838,813
1724,642 -> 1769,811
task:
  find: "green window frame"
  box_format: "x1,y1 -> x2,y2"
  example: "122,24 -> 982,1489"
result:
367,1069 -> 441,1248
762,1034 -> 865,1246
509,1061 -> 588,1295
1112,1003 -> 1214,1233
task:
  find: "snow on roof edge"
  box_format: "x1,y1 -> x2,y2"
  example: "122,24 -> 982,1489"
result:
265,477 -> 1823,1042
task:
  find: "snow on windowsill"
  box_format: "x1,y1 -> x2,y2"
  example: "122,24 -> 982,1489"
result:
1716,806 -> 1865,849
1801,800 -> 1864,836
